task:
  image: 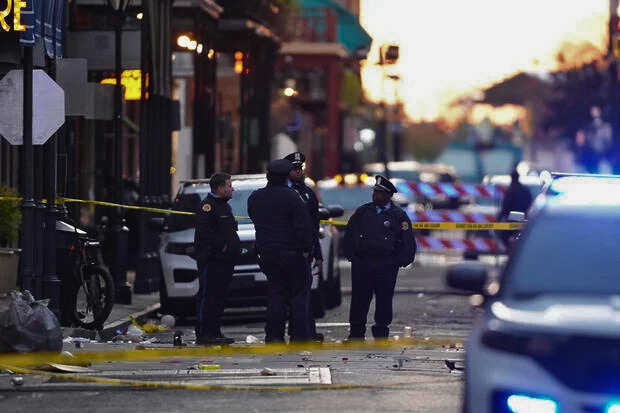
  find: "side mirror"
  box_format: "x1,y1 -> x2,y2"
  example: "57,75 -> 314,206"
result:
446,263 -> 487,294
148,217 -> 165,231
508,211 -> 525,222
328,204 -> 344,218
318,207 -> 331,220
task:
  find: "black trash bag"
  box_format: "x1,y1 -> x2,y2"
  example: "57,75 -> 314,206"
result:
0,291 -> 63,353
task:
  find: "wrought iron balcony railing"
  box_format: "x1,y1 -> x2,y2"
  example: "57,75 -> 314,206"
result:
279,7 -> 337,43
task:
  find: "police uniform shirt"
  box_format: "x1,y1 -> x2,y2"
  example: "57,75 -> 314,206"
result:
247,183 -> 314,254
194,193 -> 241,268
290,180 -> 323,260
343,200 -> 416,267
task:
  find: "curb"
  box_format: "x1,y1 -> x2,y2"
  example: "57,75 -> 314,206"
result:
99,302 -> 162,342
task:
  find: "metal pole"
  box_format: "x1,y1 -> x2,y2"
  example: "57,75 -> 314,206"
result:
134,5 -> 151,294
379,50 -> 390,179
20,46 -> 35,293
112,6 -> 132,304
43,130 -> 60,319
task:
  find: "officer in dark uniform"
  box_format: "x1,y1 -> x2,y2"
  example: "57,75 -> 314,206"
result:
247,159 -> 314,342
343,175 -> 417,340
498,168 -> 533,247
194,173 -> 241,345
284,151 -> 324,341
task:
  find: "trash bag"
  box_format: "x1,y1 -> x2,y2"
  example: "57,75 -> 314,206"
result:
0,291 -> 63,353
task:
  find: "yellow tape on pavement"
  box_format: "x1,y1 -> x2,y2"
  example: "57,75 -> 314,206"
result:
0,338 -> 461,369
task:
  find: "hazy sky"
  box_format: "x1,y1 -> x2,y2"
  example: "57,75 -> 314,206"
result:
360,0 -> 609,121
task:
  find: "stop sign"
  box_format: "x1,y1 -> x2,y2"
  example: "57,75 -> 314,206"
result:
0,70 -> 65,145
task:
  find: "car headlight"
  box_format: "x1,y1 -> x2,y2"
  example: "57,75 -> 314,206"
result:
493,392 -> 558,413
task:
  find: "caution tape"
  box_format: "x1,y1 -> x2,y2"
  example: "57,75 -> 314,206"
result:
323,219 -> 523,230
56,197 -> 196,216
412,222 -> 522,230
0,337 -> 461,369
0,196 -> 523,230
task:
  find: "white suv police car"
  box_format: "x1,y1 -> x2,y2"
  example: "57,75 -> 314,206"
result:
447,175 -> 620,413
158,175 -> 343,318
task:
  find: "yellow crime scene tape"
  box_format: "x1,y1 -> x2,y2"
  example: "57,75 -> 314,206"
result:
0,337 -> 461,369
0,196 -> 523,229
0,338 -> 463,392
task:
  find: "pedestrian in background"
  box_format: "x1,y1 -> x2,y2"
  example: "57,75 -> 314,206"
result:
497,168 -> 533,248
343,175 -> 416,341
248,159 -> 314,343
285,151 -> 324,342
194,173 -> 241,345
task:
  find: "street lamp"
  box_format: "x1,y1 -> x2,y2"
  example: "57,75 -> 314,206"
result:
106,0 -> 132,304
377,44 -> 400,178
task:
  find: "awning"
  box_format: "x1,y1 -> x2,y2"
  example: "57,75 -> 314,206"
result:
300,0 -> 372,54
19,0 -> 64,58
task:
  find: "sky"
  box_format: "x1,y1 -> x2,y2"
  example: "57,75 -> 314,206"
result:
359,0 -> 609,122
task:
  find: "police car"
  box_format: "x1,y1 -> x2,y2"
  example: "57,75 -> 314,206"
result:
447,174 -> 620,413
158,174 -> 343,318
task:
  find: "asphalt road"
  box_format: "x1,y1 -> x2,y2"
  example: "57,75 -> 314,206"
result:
0,253 -> 503,412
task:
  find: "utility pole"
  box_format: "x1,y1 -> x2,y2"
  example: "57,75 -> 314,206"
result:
107,0 -> 132,304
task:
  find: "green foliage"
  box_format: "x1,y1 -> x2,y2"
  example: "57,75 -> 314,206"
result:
341,69 -> 362,108
404,122 -> 450,161
0,186 -> 21,247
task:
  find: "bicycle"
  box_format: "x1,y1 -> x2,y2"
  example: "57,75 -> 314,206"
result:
58,218 -> 115,330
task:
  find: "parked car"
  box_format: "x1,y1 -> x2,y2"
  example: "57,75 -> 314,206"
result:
447,175 -> 620,413
363,161 -> 469,209
157,175 -> 343,319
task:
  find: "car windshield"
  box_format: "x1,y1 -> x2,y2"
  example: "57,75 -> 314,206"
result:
318,186 -> 372,211
387,170 -> 420,182
166,187 -> 255,231
502,213 -> 620,297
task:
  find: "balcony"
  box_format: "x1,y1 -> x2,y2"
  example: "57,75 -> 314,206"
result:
280,7 -> 337,44
220,0 -> 284,32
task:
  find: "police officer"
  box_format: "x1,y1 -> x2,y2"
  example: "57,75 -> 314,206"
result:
343,175 -> 417,340
247,159 -> 314,342
498,168 -> 533,247
284,151 -> 324,341
194,173 -> 241,345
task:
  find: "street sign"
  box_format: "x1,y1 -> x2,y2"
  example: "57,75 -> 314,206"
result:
0,69 -> 65,145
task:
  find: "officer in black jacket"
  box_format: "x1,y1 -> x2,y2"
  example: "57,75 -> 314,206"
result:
194,173 -> 241,345
285,151 -> 324,341
343,175 -> 417,340
247,159 -> 314,342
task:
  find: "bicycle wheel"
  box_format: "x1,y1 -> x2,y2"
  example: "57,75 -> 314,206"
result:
70,265 -> 115,330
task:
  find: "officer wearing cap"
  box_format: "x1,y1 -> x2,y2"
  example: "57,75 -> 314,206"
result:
247,159 -> 314,342
194,173 -> 241,345
284,152 -> 324,342
343,175 -> 417,340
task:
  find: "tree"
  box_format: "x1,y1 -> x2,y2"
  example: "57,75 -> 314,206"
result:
404,122 -> 450,161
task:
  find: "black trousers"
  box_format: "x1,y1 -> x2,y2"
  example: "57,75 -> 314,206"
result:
349,256 -> 399,338
195,259 -> 234,338
260,250 -> 309,341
